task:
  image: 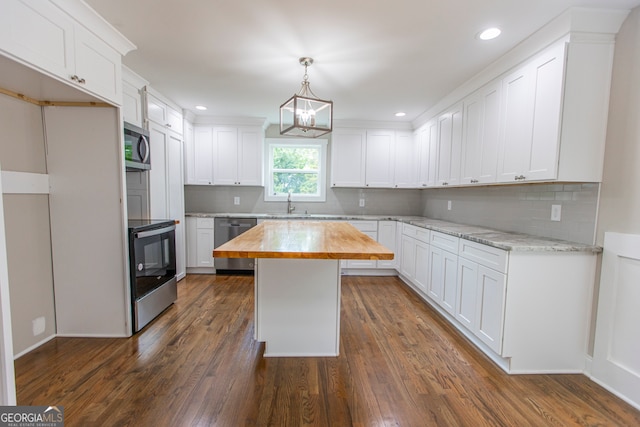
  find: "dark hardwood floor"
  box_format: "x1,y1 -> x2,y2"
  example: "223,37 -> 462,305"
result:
15,275 -> 640,426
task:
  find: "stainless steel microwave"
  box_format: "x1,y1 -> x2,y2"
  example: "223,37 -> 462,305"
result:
124,122 -> 151,170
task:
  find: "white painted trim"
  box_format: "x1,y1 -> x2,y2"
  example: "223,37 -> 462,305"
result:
1,171 -> 49,194
13,334 -> 56,360
0,168 -> 16,404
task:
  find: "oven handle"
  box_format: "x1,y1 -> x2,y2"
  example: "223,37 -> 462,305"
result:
135,224 -> 175,239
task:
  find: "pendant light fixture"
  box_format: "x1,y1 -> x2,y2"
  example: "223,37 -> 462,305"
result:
280,57 -> 333,138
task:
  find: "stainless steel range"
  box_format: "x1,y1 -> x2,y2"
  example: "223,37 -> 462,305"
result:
128,219 -> 177,333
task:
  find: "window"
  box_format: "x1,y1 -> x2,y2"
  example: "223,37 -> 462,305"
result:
264,138 -> 327,202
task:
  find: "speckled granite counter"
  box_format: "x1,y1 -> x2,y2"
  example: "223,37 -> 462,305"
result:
186,212 -> 602,253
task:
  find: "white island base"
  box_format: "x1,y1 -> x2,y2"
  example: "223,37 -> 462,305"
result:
255,258 -> 341,357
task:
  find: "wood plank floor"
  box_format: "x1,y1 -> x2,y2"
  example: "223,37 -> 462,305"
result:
15,275 -> 640,426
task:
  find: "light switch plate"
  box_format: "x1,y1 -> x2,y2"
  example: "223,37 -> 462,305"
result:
551,204 -> 561,221
447,200 -> 452,210
234,196 -> 240,205
359,198 -> 365,207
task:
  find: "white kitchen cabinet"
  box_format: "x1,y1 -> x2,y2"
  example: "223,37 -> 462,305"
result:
0,0 -> 132,105
186,217 -> 215,271
147,92 -> 183,135
183,120 -> 195,184
330,129 -> 366,187
427,231 -> 459,314
377,220 -> 397,269
436,103 -> 463,187
122,66 -> 147,128
213,126 -> 263,186
497,42 -> 565,183
393,131 -> 417,188
400,224 -> 430,292
400,235 -> 416,279
344,221 -> 378,269
365,130 -> 395,188
148,121 -> 186,280
193,127 -> 214,185
461,80 -> 501,185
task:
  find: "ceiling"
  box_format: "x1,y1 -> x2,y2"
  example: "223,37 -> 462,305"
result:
86,0 -> 640,126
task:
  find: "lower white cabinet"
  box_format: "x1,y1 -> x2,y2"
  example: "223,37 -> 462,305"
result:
186,217 -> 215,271
376,221 -> 397,269
343,221 -> 378,269
399,224 -> 430,291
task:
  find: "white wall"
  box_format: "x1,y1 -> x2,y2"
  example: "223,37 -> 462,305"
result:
597,7 -> 640,244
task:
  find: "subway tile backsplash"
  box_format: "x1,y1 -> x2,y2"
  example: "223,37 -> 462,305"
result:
184,182 -> 599,245
420,183 -> 599,245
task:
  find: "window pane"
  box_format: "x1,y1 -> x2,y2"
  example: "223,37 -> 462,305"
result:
273,172 -> 318,195
273,146 -> 319,170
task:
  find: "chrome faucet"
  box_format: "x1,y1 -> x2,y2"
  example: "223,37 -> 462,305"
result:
287,192 -> 295,214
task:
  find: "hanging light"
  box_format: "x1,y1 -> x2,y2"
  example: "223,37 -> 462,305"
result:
280,57 -> 333,138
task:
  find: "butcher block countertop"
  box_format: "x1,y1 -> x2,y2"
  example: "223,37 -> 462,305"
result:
213,221 -> 395,260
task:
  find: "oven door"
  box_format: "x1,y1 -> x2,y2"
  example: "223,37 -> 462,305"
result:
131,224 -> 176,300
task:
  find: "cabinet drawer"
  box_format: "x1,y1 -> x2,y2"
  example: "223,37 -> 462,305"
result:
458,239 -> 508,273
402,223 -> 418,238
402,223 -> 430,243
196,217 -> 214,229
349,220 -> 377,232
430,231 -> 459,252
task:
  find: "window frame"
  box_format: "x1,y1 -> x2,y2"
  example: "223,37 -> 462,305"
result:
264,138 -> 327,202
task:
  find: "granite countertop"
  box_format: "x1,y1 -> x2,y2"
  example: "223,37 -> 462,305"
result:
186,212 -> 602,253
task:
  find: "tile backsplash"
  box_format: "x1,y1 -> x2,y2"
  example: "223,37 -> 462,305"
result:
420,183 -> 599,245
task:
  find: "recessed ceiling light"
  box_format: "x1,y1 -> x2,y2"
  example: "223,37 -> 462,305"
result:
478,27 -> 501,41
195,105 -> 207,111
395,112 -> 406,117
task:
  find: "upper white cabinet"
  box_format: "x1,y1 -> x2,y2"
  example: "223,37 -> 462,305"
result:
122,66 -> 148,127
213,126 -> 263,186
187,125 -> 264,186
497,42 -> 565,183
147,92 -> 184,135
330,129 -> 366,187
0,0 -> 134,105
460,80 -> 501,185
365,130 -> 395,188
331,128 -> 414,188
435,103 -> 463,187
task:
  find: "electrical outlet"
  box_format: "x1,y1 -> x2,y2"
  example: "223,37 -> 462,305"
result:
234,196 -> 240,205
551,204 -> 562,221
359,198 -> 365,207
447,200 -> 452,211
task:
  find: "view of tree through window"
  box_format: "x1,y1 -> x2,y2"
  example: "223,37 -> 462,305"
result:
271,145 -> 320,196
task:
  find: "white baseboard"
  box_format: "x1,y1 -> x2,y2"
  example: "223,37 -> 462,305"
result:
13,334 -> 56,360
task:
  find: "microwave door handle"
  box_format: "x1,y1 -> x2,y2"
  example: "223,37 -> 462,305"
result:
139,135 -> 150,163
135,224 -> 175,239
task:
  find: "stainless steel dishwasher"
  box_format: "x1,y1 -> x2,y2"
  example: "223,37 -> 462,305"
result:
214,217 -> 257,273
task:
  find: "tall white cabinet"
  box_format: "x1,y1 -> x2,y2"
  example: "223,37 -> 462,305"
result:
146,89 -> 186,280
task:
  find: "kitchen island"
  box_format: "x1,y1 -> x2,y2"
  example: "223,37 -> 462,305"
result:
213,220 -> 394,356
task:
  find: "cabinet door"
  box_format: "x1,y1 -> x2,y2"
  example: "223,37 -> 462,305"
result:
377,221 -> 397,269
122,81 -> 143,127
416,126 -> 430,188
427,246 -> 444,301
497,64 -> 535,182
461,92 -> 483,184
414,240 -> 430,292
237,126 -> 263,186
186,217 -> 197,268
0,0 -> 74,83
194,127 -> 214,185
213,127 -> 239,185
478,81 -> 501,184
365,130 -> 395,188
427,120 -> 439,186
147,93 -> 168,125
400,235 -> 416,279
73,25 -> 121,104
440,250 -> 458,315
166,105 -> 183,135
148,123 -> 168,219
456,257 -> 478,330
167,132 -> 185,279
330,129 -> 366,187
475,265 -> 506,354
183,121 -> 195,184
436,104 -> 463,186
393,131 -> 416,188
196,228 -> 215,267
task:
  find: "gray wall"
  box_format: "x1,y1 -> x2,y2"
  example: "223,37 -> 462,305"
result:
420,183 -> 599,245
0,96 -> 56,356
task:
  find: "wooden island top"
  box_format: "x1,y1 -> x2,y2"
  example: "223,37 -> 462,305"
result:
213,220 -> 394,260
